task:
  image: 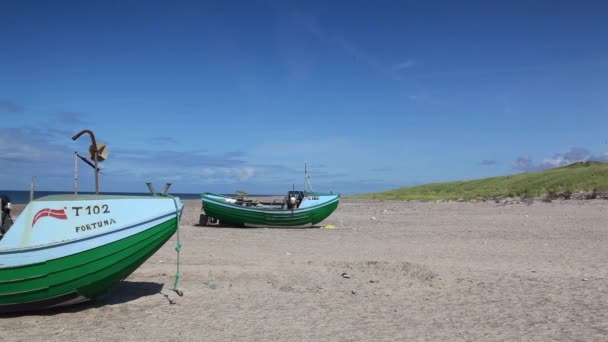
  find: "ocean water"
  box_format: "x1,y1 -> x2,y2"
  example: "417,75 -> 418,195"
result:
0,190 -> 278,204
0,190 -> 203,204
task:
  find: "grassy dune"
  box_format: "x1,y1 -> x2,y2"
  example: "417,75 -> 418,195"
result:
357,161 -> 608,201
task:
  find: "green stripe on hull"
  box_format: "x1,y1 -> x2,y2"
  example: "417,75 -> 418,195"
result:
203,200 -> 339,226
0,218 -> 177,308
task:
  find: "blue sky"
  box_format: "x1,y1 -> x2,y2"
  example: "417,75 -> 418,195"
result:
1,0 -> 607,195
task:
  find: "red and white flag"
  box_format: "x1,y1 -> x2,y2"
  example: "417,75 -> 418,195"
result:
32,208 -> 68,227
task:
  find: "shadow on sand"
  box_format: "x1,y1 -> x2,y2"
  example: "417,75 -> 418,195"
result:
1,281 -> 164,317
100,280 -> 165,305
193,212 -> 324,230
194,223 -> 322,230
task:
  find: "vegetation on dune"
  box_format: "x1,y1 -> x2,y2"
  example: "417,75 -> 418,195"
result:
357,161 -> 608,201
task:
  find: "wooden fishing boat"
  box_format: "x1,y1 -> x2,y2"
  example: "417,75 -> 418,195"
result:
200,191 -> 340,227
0,194 -> 182,313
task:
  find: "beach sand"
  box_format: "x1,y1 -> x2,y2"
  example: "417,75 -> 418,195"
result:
2,198 -> 607,341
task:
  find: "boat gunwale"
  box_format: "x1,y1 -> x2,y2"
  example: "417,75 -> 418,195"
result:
201,192 -> 340,213
32,194 -> 173,202
202,192 -> 339,199
0,210 -> 180,257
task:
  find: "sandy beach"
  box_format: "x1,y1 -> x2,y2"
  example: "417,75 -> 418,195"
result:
2,198 -> 607,341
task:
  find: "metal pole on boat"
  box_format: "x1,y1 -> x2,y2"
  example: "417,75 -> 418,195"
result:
29,176 -> 35,202
304,161 -> 314,192
74,151 -> 78,195
72,129 -> 99,195
146,183 -> 157,196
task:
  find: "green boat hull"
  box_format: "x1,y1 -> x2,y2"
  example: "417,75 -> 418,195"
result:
0,217 -> 177,313
202,194 -> 340,227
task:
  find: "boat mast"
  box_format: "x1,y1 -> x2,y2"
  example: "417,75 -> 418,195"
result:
74,151 -> 78,195
305,161 -> 314,192
72,130 -> 100,194
72,129 -> 109,195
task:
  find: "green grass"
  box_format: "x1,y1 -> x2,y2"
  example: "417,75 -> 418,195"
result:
356,161 -> 608,201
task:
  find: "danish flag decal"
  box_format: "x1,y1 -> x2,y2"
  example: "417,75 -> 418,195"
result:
32,208 -> 68,227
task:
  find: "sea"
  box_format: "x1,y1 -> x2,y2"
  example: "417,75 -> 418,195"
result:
0,190 -> 207,204
0,190 -> 278,204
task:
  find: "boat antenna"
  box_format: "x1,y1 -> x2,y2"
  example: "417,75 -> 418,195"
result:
305,161 -> 314,192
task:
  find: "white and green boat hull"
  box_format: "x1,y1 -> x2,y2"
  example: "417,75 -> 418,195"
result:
201,192 -> 340,227
0,194 -> 182,313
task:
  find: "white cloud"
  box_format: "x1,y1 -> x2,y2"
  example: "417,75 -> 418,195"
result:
512,147 -> 607,172
286,10 -> 414,81
479,159 -> 497,166
392,60 -> 415,71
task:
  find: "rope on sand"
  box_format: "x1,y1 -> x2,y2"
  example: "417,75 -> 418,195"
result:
160,193 -> 184,297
